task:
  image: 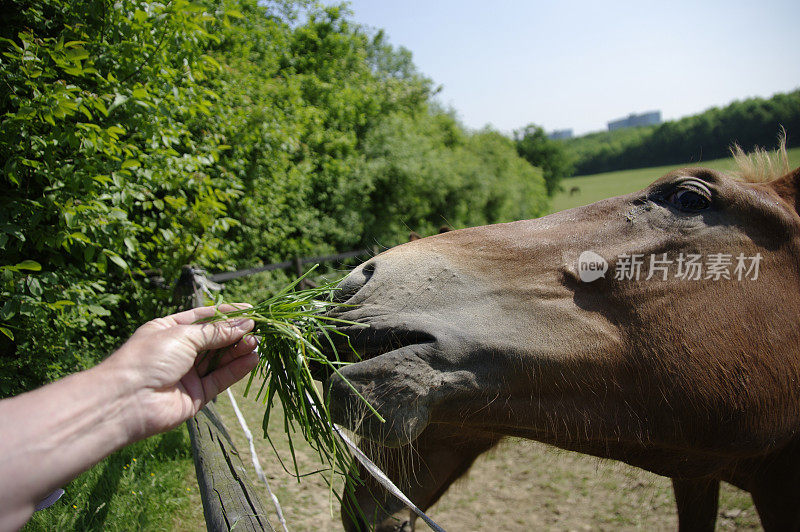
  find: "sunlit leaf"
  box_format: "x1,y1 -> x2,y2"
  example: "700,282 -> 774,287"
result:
107,254 -> 128,270
15,260 -> 41,271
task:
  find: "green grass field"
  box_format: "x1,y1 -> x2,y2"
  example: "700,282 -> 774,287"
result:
550,147 -> 800,213
24,429 -> 202,532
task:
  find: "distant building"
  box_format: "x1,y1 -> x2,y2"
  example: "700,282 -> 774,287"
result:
607,111 -> 661,131
548,129 -> 573,140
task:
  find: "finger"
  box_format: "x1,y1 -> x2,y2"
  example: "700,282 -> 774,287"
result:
183,318 -> 255,354
196,335 -> 258,376
201,351 -> 259,401
168,303 -> 253,326
227,334 -> 259,358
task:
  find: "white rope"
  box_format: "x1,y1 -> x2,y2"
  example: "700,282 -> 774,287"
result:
225,388 -> 290,532
333,424 -> 447,532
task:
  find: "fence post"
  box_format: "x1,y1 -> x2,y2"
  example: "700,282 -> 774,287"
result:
178,266 -> 274,532
292,256 -> 312,290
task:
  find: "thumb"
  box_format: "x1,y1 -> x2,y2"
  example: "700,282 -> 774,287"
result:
183,318 -> 255,353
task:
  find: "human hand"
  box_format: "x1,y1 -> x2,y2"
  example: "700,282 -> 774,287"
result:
103,304 -> 259,440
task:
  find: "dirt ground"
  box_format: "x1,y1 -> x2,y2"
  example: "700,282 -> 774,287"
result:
206,382 -> 762,531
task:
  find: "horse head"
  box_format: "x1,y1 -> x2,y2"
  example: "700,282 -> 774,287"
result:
328,162 -> 800,530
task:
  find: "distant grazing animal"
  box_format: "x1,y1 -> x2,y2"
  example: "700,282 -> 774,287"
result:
325,148 -> 800,531
569,185 -> 581,196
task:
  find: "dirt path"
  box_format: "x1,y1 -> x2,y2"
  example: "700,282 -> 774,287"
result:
210,382 -> 761,531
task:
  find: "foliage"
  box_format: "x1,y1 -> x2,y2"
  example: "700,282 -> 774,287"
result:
514,123 -> 574,196
361,114 -> 548,239
0,0 -> 549,401
564,90 -> 800,175
0,0 -> 238,395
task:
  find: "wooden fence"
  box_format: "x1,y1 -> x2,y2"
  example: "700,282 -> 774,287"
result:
207,249 -> 372,283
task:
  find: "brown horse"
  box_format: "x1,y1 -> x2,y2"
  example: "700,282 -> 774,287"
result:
325,151 -> 800,531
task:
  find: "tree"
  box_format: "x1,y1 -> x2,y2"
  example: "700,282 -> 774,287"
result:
514,124 -> 573,196
562,90 -> 800,175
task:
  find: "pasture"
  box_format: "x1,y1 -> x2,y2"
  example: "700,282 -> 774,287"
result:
550,147 -> 800,213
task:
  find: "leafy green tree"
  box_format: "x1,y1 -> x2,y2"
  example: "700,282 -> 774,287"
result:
0,0 -> 238,394
514,124 -> 574,196
563,90 -> 800,175
361,113 -> 547,241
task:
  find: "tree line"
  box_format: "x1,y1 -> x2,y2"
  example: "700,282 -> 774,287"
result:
0,0 -> 549,396
563,90 -> 800,175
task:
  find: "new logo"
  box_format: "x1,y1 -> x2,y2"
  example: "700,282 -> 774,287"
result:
577,251 -> 608,282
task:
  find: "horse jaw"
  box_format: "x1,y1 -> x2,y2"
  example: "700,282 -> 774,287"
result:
327,348 -> 433,446
327,343 -> 481,446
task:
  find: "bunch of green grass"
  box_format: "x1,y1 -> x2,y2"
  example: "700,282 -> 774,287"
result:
203,266 -> 383,510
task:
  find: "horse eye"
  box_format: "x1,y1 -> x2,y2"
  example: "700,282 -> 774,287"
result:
666,188 -> 710,212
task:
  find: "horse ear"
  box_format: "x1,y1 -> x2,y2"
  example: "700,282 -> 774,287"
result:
769,166 -> 800,216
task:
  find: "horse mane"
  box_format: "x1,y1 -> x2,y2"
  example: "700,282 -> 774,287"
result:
731,133 -> 790,183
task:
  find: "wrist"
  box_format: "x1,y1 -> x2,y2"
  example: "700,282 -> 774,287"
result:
93,356 -> 151,443
77,362 -> 143,446
97,339 -> 148,393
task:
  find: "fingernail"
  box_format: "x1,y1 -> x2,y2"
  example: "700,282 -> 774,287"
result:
243,334 -> 258,347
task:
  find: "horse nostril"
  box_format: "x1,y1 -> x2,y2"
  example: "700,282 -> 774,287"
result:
333,260 -> 376,303
362,260 -> 376,278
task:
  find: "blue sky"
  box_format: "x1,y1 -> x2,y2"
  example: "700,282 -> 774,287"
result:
326,0 -> 800,135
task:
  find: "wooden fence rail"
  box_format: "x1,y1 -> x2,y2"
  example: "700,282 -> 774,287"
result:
187,403 -> 274,531
208,249 -> 372,283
